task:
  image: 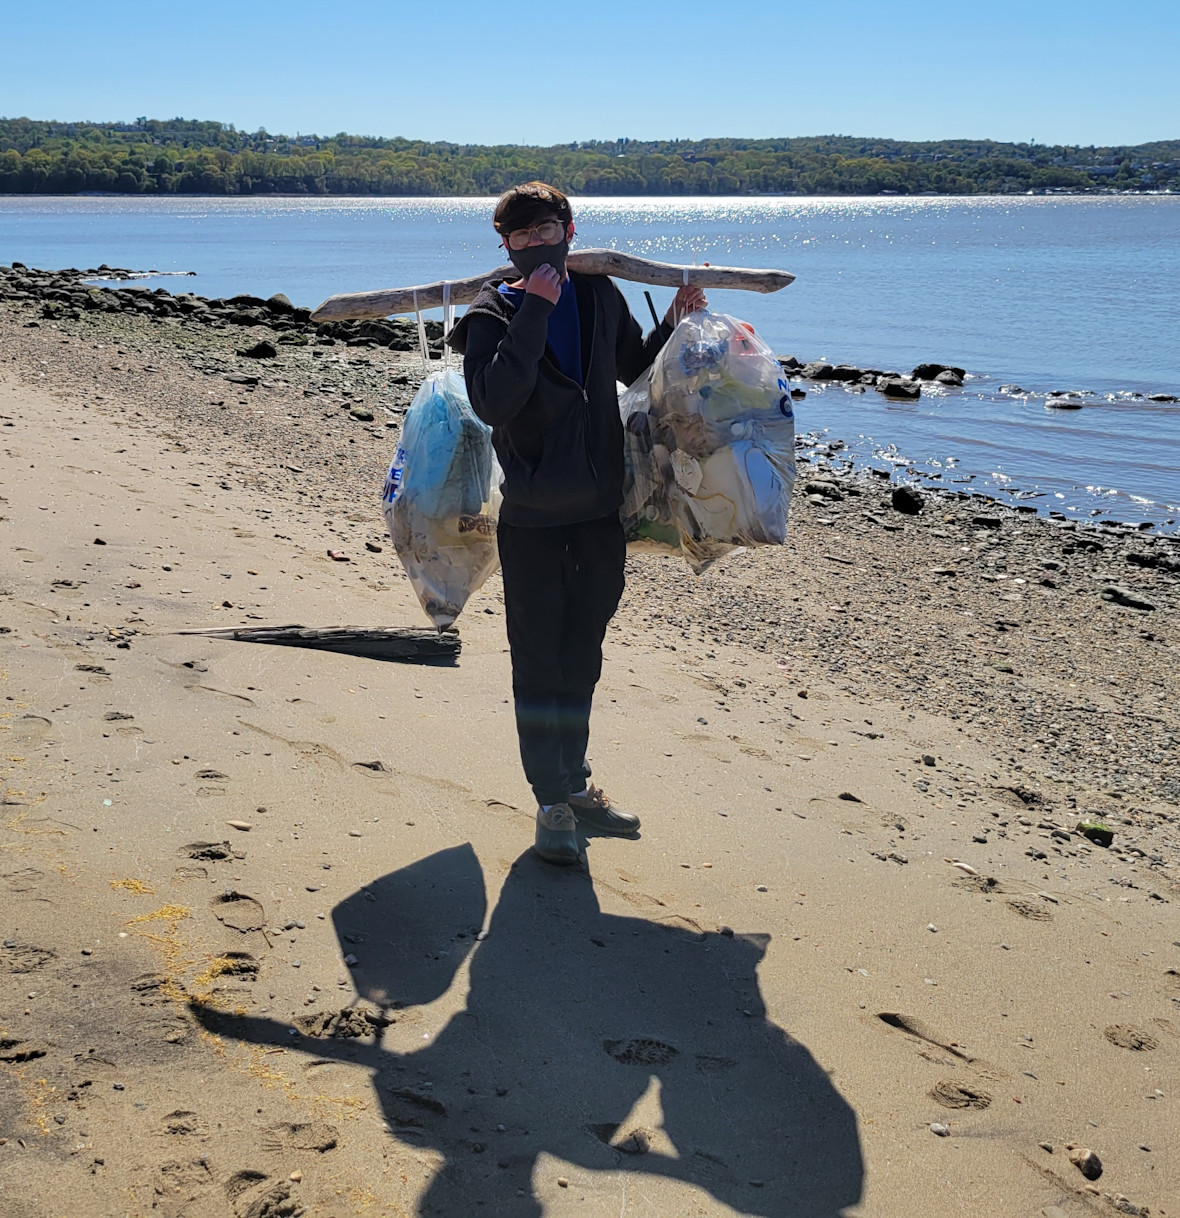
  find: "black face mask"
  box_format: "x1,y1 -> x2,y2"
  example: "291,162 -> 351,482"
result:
507,238 -> 569,280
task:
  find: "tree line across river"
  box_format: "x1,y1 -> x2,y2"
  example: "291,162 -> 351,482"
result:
2,117 -> 1177,197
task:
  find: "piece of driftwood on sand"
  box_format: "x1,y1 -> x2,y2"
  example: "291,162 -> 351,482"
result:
310,248 -> 795,322
176,625 -> 460,664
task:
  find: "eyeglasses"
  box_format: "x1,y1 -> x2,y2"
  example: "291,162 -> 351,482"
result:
504,219 -> 566,250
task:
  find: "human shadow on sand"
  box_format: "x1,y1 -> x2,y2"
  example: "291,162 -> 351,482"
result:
192,845 -> 864,1215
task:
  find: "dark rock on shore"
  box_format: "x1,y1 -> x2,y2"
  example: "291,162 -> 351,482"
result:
912,362 -> 966,381
1127,550 -> 1180,574
891,485 -> 924,514
801,361 -> 835,380
879,378 -> 921,399
803,479 -> 844,502
174,294 -> 210,315
1101,585 -> 1156,612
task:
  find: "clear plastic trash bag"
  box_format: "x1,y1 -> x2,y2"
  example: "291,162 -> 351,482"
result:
382,369 -> 502,629
621,310 -> 796,573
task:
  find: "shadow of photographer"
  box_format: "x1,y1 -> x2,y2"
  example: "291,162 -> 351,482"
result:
193,844 -> 863,1215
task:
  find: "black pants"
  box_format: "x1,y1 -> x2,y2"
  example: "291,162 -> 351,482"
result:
497,513 -> 626,807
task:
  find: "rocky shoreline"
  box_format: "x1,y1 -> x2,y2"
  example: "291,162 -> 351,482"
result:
4,263 -> 1176,407
782,354 -> 1178,406
0,261 -> 446,354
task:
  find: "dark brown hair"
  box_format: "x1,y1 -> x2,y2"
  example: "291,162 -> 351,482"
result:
492,181 -> 573,234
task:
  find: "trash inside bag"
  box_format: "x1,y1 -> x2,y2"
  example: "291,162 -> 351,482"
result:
621,310 -> 796,573
382,369 -> 501,629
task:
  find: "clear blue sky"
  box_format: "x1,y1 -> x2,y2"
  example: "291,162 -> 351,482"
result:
3,0 -> 1176,146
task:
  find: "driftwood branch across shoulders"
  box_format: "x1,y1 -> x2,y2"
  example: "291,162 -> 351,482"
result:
310,248 -> 795,322
176,625 -> 460,664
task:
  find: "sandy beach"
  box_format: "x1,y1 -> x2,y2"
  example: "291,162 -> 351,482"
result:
1,282 -> 1178,1218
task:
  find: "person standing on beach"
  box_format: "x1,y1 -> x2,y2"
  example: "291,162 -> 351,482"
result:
448,182 -> 706,864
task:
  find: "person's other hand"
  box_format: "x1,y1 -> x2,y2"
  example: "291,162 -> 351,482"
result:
524,264 -> 562,305
665,284 -> 707,325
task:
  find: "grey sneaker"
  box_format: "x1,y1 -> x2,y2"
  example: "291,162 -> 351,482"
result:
568,784 -> 640,835
535,803 -> 580,865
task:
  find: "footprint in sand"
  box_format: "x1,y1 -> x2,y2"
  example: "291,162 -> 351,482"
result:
2,942 -> 56,973
213,891 -> 266,933
130,973 -> 172,1006
157,1158 -> 216,1194
295,1005 -> 391,1039
8,714 -> 52,745
102,710 -> 143,737
694,1054 -> 737,1074
179,840 -> 237,862
216,1169 -> 303,1218
955,874 -> 1001,895
224,1169 -> 270,1200
1104,1025 -> 1158,1052
1006,897 -> 1052,921
160,1109 -> 208,1137
214,951 -> 260,979
604,1037 -> 679,1067
1,866 -> 45,892
142,1013 -> 192,1045
931,1081 -> 992,1109
260,1121 -> 339,1153
687,1149 -> 739,1188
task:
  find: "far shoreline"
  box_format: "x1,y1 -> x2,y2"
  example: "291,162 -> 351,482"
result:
2,190 -> 1178,201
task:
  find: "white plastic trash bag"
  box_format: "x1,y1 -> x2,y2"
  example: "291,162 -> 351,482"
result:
621,310 -> 796,573
382,369 -> 502,629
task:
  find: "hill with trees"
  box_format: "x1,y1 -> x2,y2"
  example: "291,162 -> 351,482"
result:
1,117 -> 1176,196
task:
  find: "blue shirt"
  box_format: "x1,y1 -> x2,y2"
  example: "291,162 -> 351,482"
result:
498,277 -> 582,386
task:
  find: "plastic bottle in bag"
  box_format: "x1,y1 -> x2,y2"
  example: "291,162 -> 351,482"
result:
382,369 -> 502,629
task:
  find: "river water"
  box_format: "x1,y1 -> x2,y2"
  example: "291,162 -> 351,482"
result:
2,194 -> 1178,527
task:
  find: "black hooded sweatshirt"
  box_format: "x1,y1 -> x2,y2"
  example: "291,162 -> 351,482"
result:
447,272 -> 671,528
